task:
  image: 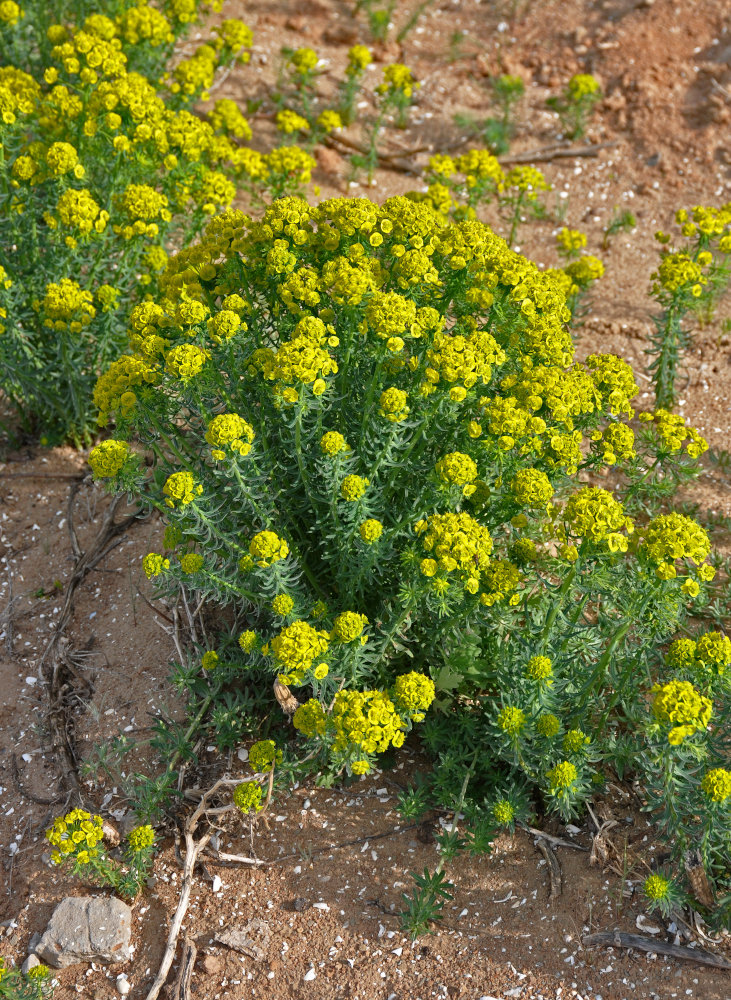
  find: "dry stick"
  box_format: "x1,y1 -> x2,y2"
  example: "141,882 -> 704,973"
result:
40,489 -> 143,799
583,931 -> 731,970
0,472 -> 85,481
518,822 -> 589,851
535,838 -> 562,899
169,937 -> 197,1000
144,778 -> 253,1000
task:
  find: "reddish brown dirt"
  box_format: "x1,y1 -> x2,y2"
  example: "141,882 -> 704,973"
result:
2,0 -> 731,998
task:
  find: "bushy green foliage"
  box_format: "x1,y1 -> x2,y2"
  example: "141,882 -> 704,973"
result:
90,193 -> 729,914
0,0 -> 261,443
0,959 -> 53,1000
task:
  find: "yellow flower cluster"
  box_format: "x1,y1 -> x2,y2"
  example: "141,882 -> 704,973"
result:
163,470 -> 202,507
320,430 -> 349,456
288,46 -> 318,74
639,409 -> 708,458
331,688 -> 407,753
653,252 -> 705,296
564,486 -> 632,549
316,109 -> 342,132
166,343 -> 208,380
272,593 -> 294,616
567,73 -> 601,99
546,760 -> 578,790
37,278 -> 95,331
270,619 -> 330,684
331,611 -> 369,643
143,552 -> 169,577
118,5 -> 174,46
46,809 -> 104,866
276,109 -> 309,134
510,468 -> 553,507
599,422 -> 635,464
377,63 -> 419,98
347,45 -> 372,74
180,553 -> 203,573
233,781 -> 263,812
207,97 -> 252,139
249,739 -> 282,772
0,1 -> 22,26
205,413 -> 254,457
642,512 -> 710,577
435,451 -> 478,495
497,705 -> 525,736
115,183 -> 171,240
249,530 -> 289,567
128,824 -> 156,851
341,474 -> 368,501
556,227 -> 587,255
526,655 -> 553,683
359,519 -> 383,543
701,768 -> 731,803
416,511 -> 493,583
379,387 -> 410,422
651,679 -> 712,744
88,439 -> 129,478
392,671 -> 435,717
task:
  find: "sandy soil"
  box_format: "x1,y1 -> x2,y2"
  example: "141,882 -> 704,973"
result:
1,0 -> 730,998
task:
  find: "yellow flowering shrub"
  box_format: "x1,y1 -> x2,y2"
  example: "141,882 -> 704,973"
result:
89,192 -> 729,907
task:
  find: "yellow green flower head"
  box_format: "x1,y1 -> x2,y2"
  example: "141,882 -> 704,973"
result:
55,188 -> 107,235
378,63 -> 419,98
271,620 -> 330,678
316,109 -> 342,132
341,475 -> 368,502
359,519 -> 383,544
289,46 -> 319,73
46,809 -> 104,864
293,698 -> 327,737
563,729 -> 590,754
351,759 -> 370,774
180,553 -> 203,574
392,672 -> 435,715
556,227 -> 587,252
564,255 -> 604,287
238,630 -> 256,653
479,559 -> 521,605
331,688 -> 406,754
653,252 -> 705,294
564,486 -> 631,545
416,511 -> 493,579
272,593 -> 294,617
497,705 -> 526,736
666,637 -> 697,670
492,799 -> 515,826
379,387 -> 410,422
347,44 -> 371,72
46,141 -> 80,176
249,739 -> 282,773
214,18 -> 253,56
276,109 -> 310,134
567,73 -> 601,100
201,650 -> 219,671
695,632 -> 731,673
163,471 -> 202,507
428,153 -> 456,178
88,440 -> 129,478
264,146 -> 315,184
233,781 -> 263,812
436,452 -> 478,494
26,964 -> 50,981
504,165 -> 549,194
426,327 -> 505,391
128,825 -> 155,851
537,713 -> 560,738
166,344 -> 208,380
526,655 -> 553,683
0,1 -> 22,25
365,291 -> 417,339
332,611 -> 369,643
38,278 -> 95,328
249,530 -> 289,567
651,679 -> 712,744
643,874 -> 670,901
599,422 -> 635,464
701,768 -> 731,803
547,761 -> 578,790
143,553 -> 169,578
585,354 -> 638,416
97,284 -> 120,312
208,98 -> 252,140
205,413 -> 254,455
511,468 -> 553,507
118,4 -> 173,45
642,512 -> 710,567
643,409 -> 708,459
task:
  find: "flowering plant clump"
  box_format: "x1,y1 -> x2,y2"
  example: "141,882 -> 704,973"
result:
0,957 -> 53,1000
45,809 -> 157,900
546,73 -> 602,139
0,0 -> 259,442
91,193 -> 729,912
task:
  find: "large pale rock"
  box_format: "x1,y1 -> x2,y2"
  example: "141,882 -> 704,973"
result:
35,896 -> 132,968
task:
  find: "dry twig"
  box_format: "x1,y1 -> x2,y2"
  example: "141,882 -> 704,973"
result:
583,931 -> 731,970
535,838 -> 562,899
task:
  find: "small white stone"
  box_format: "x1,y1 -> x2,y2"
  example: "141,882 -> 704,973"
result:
303,967 -> 316,981
116,974 -> 131,996
211,875 -> 223,893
